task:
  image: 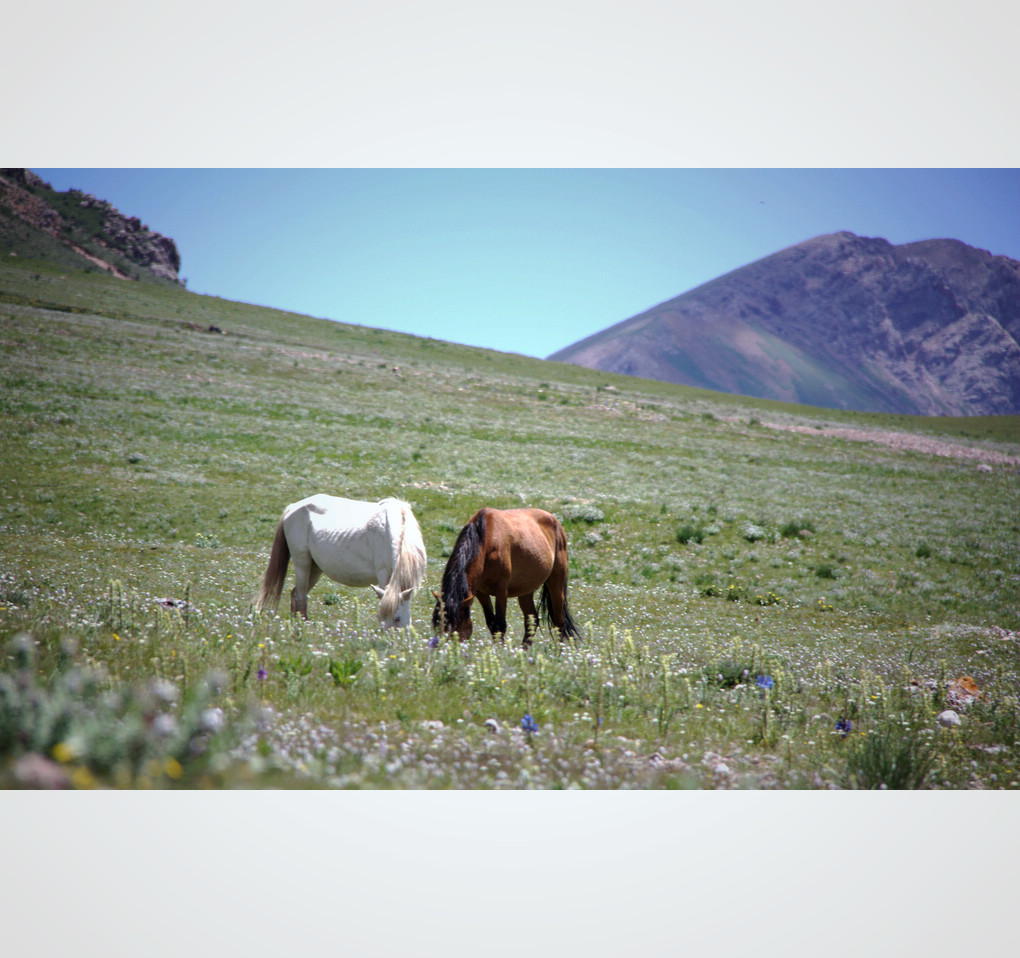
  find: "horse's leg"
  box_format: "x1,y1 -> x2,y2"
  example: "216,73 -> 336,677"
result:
491,588 -> 509,641
289,553 -> 316,619
518,593 -> 538,648
476,595 -> 500,639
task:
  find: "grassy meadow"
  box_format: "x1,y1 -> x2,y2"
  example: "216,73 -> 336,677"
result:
2,258 -> 1019,789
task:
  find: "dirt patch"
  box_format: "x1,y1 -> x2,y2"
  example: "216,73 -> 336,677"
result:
759,420 -> 1020,468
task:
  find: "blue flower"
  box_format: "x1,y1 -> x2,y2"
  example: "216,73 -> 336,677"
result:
836,718 -> 853,737
427,635 -> 440,649
521,713 -> 539,733
755,674 -> 774,690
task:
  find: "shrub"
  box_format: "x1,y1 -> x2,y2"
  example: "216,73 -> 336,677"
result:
780,519 -> 815,538
0,633 -> 231,788
676,524 -> 704,545
703,659 -> 752,688
742,522 -> 767,543
560,504 -> 605,524
842,722 -> 937,789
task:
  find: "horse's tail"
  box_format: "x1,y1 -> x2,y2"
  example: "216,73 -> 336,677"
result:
539,581 -> 579,638
255,520 -> 290,611
539,520 -> 580,639
378,500 -> 427,621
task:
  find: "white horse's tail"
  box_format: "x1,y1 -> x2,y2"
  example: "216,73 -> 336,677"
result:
378,500 -> 427,621
255,520 -> 290,611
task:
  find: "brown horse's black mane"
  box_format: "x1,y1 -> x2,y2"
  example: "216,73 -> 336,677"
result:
433,509 -> 486,631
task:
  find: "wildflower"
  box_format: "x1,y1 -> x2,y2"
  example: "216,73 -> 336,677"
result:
52,742 -> 75,763
152,713 -> 178,737
71,767 -> 95,789
164,758 -> 183,780
835,718 -> 852,737
756,674 -> 774,691
199,707 -> 224,733
257,666 -> 268,681
521,714 -> 539,733
427,635 -> 440,649
149,678 -> 179,704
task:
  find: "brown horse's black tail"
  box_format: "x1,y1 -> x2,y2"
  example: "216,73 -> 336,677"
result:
539,580 -> 579,639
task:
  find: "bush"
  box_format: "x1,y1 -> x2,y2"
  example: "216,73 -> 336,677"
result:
560,504 -> 605,524
676,524 -> 704,545
703,659 -> 752,688
0,633 -> 232,788
842,722 -> 937,789
780,519 -> 815,538
742,523 -> 767,543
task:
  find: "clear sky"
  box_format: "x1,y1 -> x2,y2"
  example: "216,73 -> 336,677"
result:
29,168 -> 1020,360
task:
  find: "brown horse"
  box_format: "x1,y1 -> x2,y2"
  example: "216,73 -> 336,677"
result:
431,507 -> 579,646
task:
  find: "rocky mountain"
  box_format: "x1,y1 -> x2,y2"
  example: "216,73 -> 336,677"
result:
550,231 -> 1020,416
0,168 -> 182,284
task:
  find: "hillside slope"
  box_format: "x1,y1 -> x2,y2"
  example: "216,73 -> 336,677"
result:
2,255 -> 1019,793
0,168 -> 181,284
550,232 -> 1020,416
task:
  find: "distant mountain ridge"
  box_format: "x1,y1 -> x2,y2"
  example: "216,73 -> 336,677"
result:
0,168 -> 182,284
550,231 -> 1020,416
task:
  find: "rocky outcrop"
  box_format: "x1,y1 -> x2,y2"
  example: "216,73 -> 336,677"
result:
550,231 -> 1020,416
0,169 -> 62,236
80,194 -> 182,281
0,168 -> 182,284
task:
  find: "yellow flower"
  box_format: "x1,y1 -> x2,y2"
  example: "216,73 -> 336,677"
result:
112,633 -> 121,641
52,741 -> 75,763
71,767 -> 95,789
164,758 -> 183,780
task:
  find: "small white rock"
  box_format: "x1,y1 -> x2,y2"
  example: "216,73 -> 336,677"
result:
938,709 -> 962,727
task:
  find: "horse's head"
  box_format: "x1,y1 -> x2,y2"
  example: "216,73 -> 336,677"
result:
431,590 -> 473,641
373,585 -> 415,630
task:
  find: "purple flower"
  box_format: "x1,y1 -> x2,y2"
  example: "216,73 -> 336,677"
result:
836,718 -> 852,737
427,635 -> 440,649
256,666 -> 268,681
521,713 -> 539,733
755,674 -> 774,690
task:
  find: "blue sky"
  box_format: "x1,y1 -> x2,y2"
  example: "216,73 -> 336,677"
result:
31,168 -> 1020,359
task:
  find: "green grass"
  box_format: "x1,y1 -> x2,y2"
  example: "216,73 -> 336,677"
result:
2,258 -> 1019,789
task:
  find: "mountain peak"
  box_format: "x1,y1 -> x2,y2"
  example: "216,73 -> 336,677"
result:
550,233 -> 1020,415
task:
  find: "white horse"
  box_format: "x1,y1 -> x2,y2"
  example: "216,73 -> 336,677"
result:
255,495 -> 427,629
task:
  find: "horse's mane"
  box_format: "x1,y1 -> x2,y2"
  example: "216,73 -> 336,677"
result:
437,509 -> 486,629
377,499 -> 427,621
